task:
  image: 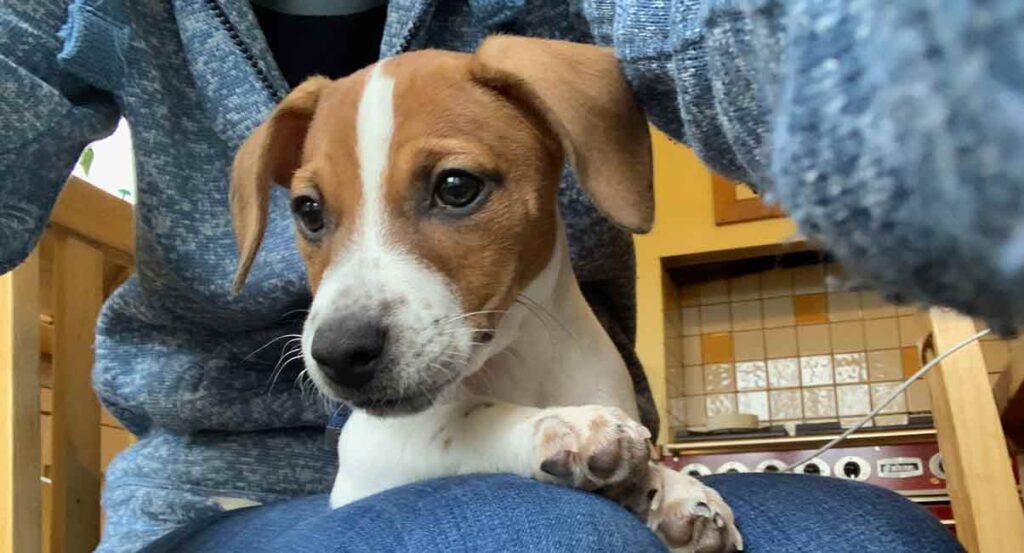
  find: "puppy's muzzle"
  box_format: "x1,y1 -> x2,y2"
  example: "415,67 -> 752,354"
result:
311,316 -> 388,390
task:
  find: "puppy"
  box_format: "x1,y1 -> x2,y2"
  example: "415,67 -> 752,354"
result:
230,36 -> 742,552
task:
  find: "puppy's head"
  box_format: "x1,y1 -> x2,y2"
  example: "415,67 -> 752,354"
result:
230,37 -> 652,415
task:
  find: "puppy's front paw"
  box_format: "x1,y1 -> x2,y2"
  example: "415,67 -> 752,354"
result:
647,465 -> 743,552
531,406 -> 651,490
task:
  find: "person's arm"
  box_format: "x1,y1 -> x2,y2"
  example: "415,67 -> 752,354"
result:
1,1 -> 121,273
584,0 -> 1024,329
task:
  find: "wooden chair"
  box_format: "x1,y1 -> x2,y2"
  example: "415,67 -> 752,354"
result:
1,176 -> 134,553
925,308 -> 1024,551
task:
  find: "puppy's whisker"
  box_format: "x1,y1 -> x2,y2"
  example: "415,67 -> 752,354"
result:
246,334 -> 303,361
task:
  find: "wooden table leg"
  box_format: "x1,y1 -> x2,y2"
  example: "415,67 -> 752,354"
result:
928,308 -> 1024,552
50,236 -> 103,553
1,251 -> 42,553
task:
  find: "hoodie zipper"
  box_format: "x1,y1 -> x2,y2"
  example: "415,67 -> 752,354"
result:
204,0 -> 284,103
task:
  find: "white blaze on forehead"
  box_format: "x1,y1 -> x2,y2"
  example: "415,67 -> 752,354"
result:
356,62 -> 396,246
302,59 -> 473,398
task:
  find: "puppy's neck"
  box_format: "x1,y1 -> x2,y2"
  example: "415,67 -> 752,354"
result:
462,219 -> 637,413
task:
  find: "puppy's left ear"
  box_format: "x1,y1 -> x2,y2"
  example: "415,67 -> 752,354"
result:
471,36 -> 653,233
230,76 -> 330,293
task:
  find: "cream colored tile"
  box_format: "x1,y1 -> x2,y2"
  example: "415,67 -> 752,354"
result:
767,358 -> 800,388
907,381 -> 931,412
700,304 -> 731,334
704,363 -> 735,392
685,396 -> 707,428
731,300 -> 762,331
896,305 -> 917,316
803,387 -> 837,418
733,330 -> 766,361
664,308 -> 681,338
828,291 -> 861,322
737,391 -> 769,422
664,338 -> 682,366
792,265 -> 826,294
770,389 -> 803,420
729,274 -> 761,302
760,269 -> 792,298
864,318 -> 900,350
834,353 -> 867,383
981,341 -> 1010,373
797,324 -> 831,355
699,280 -> 729,305
681,307 -> 701,337
706,393 -> 737,417
762,297 -> 795,328
736,361 -> 768,390
669,397 -> 687,424
840,417 -> 874,429
871,382 -> 907,414
681,336 -> 702,367
837,384 -> 870,416
680,284 -> 702,307
868,349 -> 903,381
860,291 -> 897,319
800,355 -> 834,386
684,365 -> 705,395
874,414 -> 909,426
765,327 -> 798,358
666,368 -> 684,399
830,321 -> 866,353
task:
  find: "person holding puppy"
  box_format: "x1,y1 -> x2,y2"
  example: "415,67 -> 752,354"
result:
3,1 -> 1019,552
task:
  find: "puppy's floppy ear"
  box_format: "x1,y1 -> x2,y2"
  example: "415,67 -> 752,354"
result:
230,76 -> 330,293
471,36 -> 653,233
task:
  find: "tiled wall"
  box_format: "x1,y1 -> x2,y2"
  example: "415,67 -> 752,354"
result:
663,260 -> 1015,437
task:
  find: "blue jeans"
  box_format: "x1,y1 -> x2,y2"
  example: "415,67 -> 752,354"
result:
142,473 -> 962,552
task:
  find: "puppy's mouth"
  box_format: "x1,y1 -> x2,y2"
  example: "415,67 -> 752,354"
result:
352,393 -> 438,417
347,375 -> 459,417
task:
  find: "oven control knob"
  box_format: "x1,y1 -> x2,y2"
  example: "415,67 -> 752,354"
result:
796,458 -> 831,476
680,463 -> 711,478
834,456 -> 871,481
755,459 -> 788,473
716,461 -> 750,474
929,453 -> 946,480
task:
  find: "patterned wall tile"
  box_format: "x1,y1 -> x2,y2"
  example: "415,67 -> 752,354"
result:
736,361 -> 768,390
837,384 -> 870,416
834,353 -> 867,383
737,391 -> 769,421
700,304 -> 731,333
864,318 -> 900,350
800,355 -> 834,386
704,363 -> 736,392
767,358 -> 800,388
763,297 -> 795,328
770,389 -> 803,420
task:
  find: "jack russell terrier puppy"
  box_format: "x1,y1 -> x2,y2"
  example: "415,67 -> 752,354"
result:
230,36 -> 742,552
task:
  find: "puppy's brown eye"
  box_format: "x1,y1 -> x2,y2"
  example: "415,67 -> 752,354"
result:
433,170 -> 485,209
291,194 -> 325,236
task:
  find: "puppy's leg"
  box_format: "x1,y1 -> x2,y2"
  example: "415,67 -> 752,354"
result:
330,399 -> 651,506
640,464 -> 743,553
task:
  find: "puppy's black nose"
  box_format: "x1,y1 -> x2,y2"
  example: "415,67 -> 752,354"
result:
311,318 -> 388,390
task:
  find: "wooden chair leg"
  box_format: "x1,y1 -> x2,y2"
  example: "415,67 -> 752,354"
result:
1,251 -> 42,553
928,308 -> 1024,552
50,236 -> 103,553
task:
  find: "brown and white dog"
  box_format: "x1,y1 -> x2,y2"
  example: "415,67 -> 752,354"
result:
230,36 -> 742,552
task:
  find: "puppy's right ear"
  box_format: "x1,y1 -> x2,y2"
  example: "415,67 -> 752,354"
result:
230,76 -> 330,294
